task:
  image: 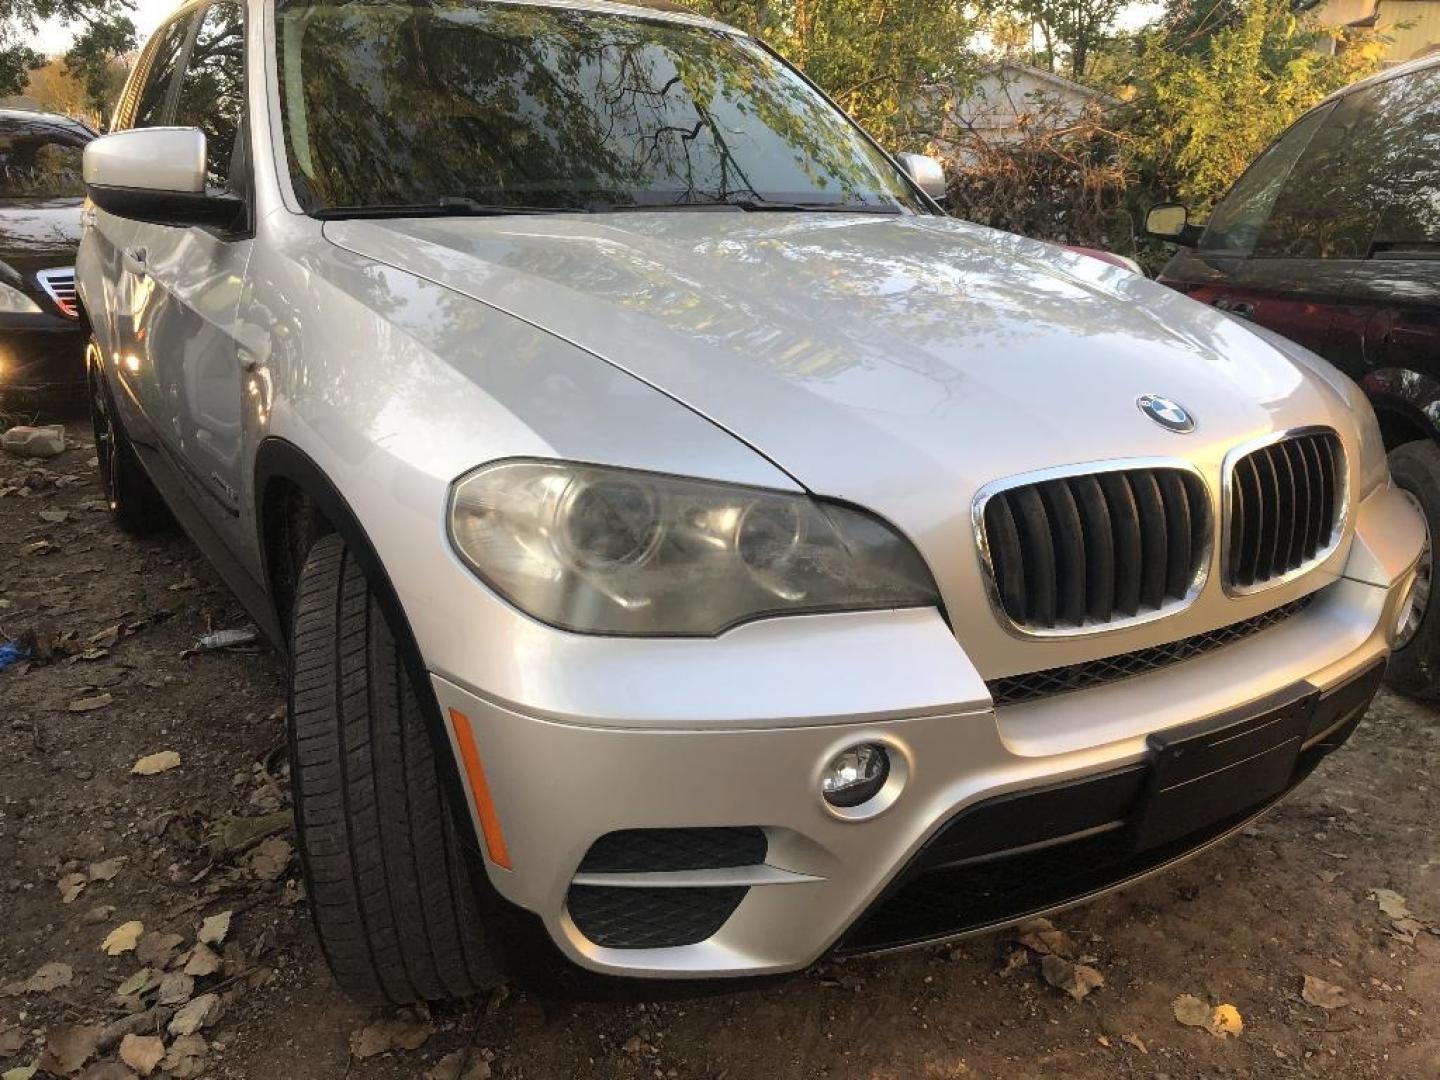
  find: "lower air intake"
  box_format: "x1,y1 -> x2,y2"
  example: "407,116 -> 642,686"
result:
567,886 -> 748,949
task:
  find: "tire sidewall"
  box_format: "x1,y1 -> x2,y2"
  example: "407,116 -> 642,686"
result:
1385,442 -> 1440,698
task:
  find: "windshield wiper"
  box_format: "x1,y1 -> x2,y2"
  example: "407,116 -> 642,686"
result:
314,196 -> 589,220
725,199 -> 905,215
582,198 -> 906,215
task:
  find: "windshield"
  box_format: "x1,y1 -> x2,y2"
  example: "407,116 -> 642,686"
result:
0,124 -> 87,199
274,0 -> 926,215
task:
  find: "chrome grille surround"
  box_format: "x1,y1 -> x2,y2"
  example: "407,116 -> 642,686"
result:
1221,427 -> 1348,597
972,458 -> 1214,639
35,267 -> 79,319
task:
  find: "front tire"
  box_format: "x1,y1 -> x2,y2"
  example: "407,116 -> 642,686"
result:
1385,441 -> 1440,699
289,533 -> 498,1003
87,340 -> 171,535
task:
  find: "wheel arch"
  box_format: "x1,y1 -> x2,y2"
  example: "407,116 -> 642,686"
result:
1359,368 -> 1440,451
254,437 -> 570,983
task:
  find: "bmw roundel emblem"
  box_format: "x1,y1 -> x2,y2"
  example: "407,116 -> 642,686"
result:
1137,394 -> 1195,433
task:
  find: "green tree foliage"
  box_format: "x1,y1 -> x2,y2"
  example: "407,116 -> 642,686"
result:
1125,0 -> 1385,209
1010,0 -> 1128,77
688,0 -> 978,149
1,0 -> 135,120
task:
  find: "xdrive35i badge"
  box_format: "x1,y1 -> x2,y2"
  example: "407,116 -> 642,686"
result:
1137,394 -> 1195,433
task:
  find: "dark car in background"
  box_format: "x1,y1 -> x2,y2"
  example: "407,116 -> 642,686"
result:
0,108 -> 95,394
1147,54 -> 1440,698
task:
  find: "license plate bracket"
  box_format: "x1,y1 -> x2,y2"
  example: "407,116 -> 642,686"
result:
1132,683 -> 1318,851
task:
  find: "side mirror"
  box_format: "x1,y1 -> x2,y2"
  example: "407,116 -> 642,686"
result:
1144,203 -> 1195,244
83,127 -> 243,230
896,152 -> 947,202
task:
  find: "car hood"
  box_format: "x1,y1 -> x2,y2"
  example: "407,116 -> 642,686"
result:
0,197 -> 83,268
323,212 -> 1342,510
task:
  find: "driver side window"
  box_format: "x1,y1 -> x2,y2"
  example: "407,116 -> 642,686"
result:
173,2 -> 247,195
1199,103 -> 1333,255
124,16 -> 195,130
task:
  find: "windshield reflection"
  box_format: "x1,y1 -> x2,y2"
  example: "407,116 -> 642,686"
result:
274,0 -> 924,215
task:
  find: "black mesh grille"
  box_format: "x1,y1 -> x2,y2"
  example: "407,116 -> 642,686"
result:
567,886 -> 747,948
1227,431 -> 1343,590
578,828 -> 767,874
988,595 -> 1314,707
981,467 -> 1210,631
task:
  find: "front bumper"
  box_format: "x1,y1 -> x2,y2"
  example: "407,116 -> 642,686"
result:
428,483 -> 1422,979
0,312 -> 87,391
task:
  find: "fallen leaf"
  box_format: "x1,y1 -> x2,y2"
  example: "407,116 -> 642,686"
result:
130,752 -> 180,777
1016,917 -> 1076,958
76,1064 -> 135,1080
196,911 -> 231,946
102,921 -> 144,956
1209,1004 -> 1244,1039
88,626 -> 121,648
1302,974 -> 1349,1010
68,694 -> 113,713
425,1050 -> 492,1080
247,836 -> 292,882
1040,954 -> 1104,1001
998,947 -> 1030,977
1173,994 -> 1212,1028
167,994 -> 220,1038
25,962 -> 73,993
118,1034 -> 164,1077
115,969 -> 160,998
1,1068 -> 37,1080
349,1015 -> 433,1059
58,873 -> 87,904
88,858 -> 124,882
0,1028 -> 25,1054
134,932 -> 183,968
183,944 -> 221,978
156,971 -> 194,1006
36,1025 -> 101,1075
1392,917 -> 1425,944
1121,1034 -> 1148,1054
1370,888 -> 1412,920
159,1035 -> 206,1080
133,933 -> 182,973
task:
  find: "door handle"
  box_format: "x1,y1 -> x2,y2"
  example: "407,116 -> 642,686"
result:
122,246 -> 148,274
1212,296 -> 1256,321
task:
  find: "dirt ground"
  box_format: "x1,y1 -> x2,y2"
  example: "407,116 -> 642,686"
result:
2,405 -> 1439,1080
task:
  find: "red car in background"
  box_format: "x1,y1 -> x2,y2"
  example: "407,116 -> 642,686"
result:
1147,53 -> 1440,699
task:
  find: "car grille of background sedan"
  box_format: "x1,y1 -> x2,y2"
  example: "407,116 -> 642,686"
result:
566,827 -> 767,949
979,467 -> 1210,632
35,268 -> 79,319
1225,430 -> 1344,592
986,594 -> 1314,706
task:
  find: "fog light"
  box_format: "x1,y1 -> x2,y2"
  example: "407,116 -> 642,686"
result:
821,743 -> 890,808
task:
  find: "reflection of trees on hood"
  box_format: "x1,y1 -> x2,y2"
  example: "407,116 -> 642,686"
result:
278,2 -> 895,210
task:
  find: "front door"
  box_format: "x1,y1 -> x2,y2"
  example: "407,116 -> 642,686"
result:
122,1 -> 253,542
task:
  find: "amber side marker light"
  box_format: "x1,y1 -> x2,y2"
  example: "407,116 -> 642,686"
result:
448,708 -> 512,870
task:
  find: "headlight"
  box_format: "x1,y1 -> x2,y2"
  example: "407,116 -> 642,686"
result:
448,460 -> 940,635
0,282 -> 40,314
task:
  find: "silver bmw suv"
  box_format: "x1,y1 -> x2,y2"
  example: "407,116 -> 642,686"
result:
76,0 -> 1423,1001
